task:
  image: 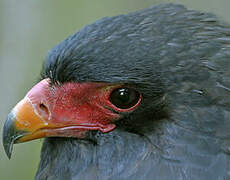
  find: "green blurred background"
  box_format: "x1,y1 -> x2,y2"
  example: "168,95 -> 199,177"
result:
1,0 -> 230,179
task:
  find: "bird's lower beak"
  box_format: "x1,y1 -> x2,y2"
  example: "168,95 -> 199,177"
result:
2,97 -> 49,159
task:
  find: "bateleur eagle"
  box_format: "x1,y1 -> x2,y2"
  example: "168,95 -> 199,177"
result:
3,4 -> 230,180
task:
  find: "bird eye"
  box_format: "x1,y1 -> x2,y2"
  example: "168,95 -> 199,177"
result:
109,88 -> 140,109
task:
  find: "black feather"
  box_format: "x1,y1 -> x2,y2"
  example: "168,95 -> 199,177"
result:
37,4 -> 230,180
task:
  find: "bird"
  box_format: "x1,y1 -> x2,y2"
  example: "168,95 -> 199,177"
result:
3,3 -> 230,180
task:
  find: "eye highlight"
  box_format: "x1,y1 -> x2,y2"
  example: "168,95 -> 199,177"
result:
109,88 -> 141,110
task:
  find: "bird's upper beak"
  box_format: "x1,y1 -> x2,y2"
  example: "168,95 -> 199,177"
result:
2,79 -> 53,159
2,79 -> 118,159
2,97 -> 49,159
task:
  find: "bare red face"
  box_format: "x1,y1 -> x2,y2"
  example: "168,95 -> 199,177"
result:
3,78 -> 142,157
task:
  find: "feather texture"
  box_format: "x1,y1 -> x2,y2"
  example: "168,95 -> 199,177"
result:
37,4 -> 230,180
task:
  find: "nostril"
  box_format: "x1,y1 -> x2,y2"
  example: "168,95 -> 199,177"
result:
39,103 -> 50,119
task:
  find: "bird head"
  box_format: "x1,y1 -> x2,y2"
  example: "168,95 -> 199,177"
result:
3,7 -> 230,180
2,10 -> 170,158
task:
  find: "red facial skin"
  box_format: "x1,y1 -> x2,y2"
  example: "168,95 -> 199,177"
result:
12,78 -> 141,142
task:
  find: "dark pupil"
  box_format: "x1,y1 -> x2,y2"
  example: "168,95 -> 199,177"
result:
118,89 -> 130,103
110,88 -> 139,109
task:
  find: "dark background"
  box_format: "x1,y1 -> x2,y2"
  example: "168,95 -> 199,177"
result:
1,0 -> 230,179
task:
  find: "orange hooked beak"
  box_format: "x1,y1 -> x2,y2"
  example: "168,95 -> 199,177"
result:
2,79 -> 119,159
2,97 -> 50,158
2,79 -> 53,158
